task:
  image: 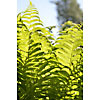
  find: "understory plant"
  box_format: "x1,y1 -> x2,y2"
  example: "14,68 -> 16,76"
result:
17,1 -> 83,100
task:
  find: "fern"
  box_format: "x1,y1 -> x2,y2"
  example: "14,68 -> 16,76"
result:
54,21 -> 83,99
17,1 -> 83,100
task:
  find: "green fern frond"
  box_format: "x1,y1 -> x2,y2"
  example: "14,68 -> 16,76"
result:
17,1 -> 83,100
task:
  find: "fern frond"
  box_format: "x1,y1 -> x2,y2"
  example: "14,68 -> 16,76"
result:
17,1 -> 83,100
54,21 -> 83,99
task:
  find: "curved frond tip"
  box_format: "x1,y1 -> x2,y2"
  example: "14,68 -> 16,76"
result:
29,0 -> 32,6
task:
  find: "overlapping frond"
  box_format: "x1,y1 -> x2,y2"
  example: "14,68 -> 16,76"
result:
17,1 -> 83,100
54,21 -> 83,99
55,21 -> 83,66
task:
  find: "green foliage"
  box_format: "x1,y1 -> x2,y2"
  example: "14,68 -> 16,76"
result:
17,1 -> 83,100
52,0 -> 83,24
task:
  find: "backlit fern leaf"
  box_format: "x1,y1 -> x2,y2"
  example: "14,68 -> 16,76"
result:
17,1 -> 83,100
54,21 -> 83,99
